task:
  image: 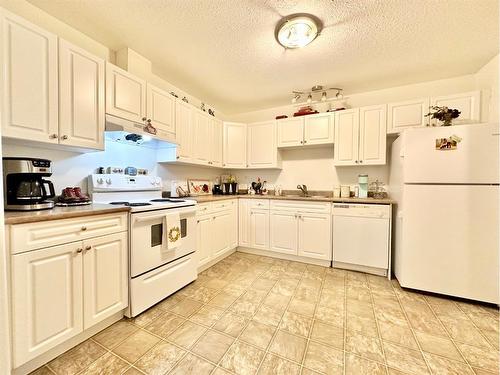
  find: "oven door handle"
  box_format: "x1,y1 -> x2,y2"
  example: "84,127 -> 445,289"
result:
133,214 -> 167,224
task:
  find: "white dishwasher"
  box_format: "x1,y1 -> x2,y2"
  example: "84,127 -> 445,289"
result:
332,203 -> 391,278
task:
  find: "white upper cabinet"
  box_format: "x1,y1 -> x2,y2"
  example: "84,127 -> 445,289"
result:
223,122 -> 247,168
192,110 -> 211,164
387,97 -> 430,134
146,83 -> 175,139
0,10 -> 59,143
59,39 -> 105,150
359,105 -> 387,165
247,120 -> 280,169
106,62 -> 146,123
430,90 -> 481,125
210,117 -> 223,167
11,242 -> 83,367
277,117 -> 303,147
334,109 -> 360,166
175,99 -> 193,160
304,113 -> 334,145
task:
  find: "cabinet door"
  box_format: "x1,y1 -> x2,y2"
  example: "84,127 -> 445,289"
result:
334,109 -> 360,166
229,200 -> 238,248
238,200 -> 251,247
0,10 -> 58,143
387,98 -> 429,134
105,62 -> 146,123
175,100 -> 193,159
193,111 -> 211,164
247,121 -> 278,168
146,83 -> 175,138
297,213 -> 332,260
223,122 -> 247,168
59,39 -> 105,150
197,215 -> 212,267
83,232 -> 128,329
250,209 -> 269,250
277,117 -> 304,147
210,118 -> 223,167
270,211 -> 297,255
359,105 -> 387,165
11,242 -> 83,366
304,113 -> 334,145
212,211 -> 231,258
430,91 -> 481,125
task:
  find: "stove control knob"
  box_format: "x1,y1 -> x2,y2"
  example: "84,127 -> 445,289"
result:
150,179 -> 155,185
97,178 -> 104,184
106,178 -> 112,185
155,180 -> 161,186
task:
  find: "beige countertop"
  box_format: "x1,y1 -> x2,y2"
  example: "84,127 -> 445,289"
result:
192,194 -> 395,205
4,204 -> 130,225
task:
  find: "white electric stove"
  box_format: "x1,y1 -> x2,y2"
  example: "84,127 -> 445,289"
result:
88,174 -> 198,317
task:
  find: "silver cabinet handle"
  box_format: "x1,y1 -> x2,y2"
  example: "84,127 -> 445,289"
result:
49,133 -> 58,139
303,140 -> 307,144
355,160 -> 359,164
76,248 -> 83,253
359,160 -> 363,163
81,226 -> 87,231
84,245 -> 92,251
61,135 -> 68,140
142,117 -> 147,121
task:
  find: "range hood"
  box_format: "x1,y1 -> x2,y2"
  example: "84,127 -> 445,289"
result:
105,114 -> 177,149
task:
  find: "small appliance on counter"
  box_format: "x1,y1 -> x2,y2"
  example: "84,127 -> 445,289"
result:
3,157 -> 56,211
358,174 -> 369,198
212,176 -> 223,195
56,187 -> 91,206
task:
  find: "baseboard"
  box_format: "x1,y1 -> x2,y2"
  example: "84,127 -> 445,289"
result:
198,247 -> 236,273
12,311 -> 124,375
333,261 -> 390,279
237,247 -> 331,267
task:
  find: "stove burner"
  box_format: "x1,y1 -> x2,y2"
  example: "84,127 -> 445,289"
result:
109,201 -> 152,207
150,198 -> 186,203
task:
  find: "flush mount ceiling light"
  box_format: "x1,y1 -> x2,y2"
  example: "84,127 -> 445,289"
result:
291,86 -> 343,104
275,13 -> 322,49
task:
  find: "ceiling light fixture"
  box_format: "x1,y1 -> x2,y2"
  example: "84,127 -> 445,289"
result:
275,13 -> 323,49
291,86 -> 344,104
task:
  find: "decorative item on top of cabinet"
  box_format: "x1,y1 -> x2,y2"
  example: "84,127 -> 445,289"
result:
333,105 -> 386,166
425,106 -> 461,127
430,91 -> 480,126
387,97 -> 430,134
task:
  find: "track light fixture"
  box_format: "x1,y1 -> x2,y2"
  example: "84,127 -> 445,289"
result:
291,86 -> 344,104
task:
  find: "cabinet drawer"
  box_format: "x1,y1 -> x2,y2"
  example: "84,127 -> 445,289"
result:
196,203 -> 212,216
246,199 -> 269,209
10,213 -> 128,254
270,200 -> 331,214
211,199 -> 236,212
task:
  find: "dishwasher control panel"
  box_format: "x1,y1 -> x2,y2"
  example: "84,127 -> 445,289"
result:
332,203 -> 391,219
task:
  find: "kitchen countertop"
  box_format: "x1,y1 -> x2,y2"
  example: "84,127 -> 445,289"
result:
191,194 -> 396,205
4,204 -> 130,225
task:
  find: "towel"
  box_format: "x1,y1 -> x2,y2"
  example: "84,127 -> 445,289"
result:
165,212 -> 182,250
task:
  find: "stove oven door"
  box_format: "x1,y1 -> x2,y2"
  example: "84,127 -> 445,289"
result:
130,206 -> 196,277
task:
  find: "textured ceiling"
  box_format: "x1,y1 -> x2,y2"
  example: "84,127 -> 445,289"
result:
27,0 -> 499,114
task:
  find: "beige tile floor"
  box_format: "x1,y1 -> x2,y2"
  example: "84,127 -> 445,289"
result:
32,252 -> 499,375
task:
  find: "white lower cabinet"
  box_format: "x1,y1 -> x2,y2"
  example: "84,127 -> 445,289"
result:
11,242 -> 83,367
297,212 -> 332,260
9,214 -> 128,367
197,200 -> 238,268
270,211 -> 297,255
83,232 -> 128,329
250,209 -> 269,250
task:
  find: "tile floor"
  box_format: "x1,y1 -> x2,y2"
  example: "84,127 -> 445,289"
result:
32,252 -> 499,375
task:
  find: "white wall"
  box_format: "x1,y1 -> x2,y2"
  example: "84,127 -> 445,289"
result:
230,146 -> 391,192
2,140 -> 159,194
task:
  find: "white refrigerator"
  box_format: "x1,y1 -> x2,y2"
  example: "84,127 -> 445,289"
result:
389,123 -> 499,304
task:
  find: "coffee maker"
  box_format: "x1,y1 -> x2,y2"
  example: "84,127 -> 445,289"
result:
3,157 -> 56,211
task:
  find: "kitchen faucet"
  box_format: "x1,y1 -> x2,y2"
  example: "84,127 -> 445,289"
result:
297,184 -> 308,196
